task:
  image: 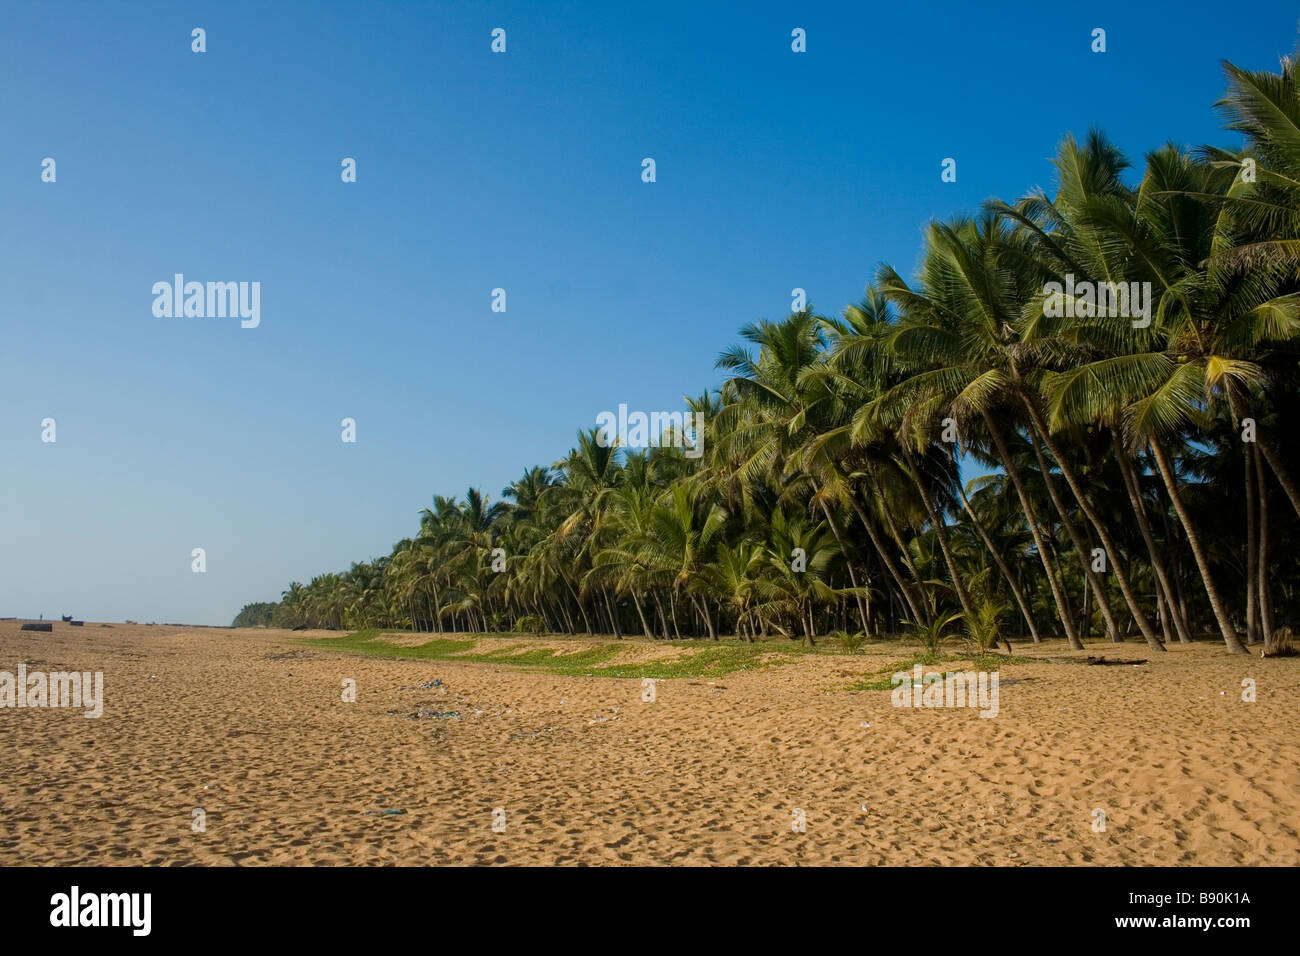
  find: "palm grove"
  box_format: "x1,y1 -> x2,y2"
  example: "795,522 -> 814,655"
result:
237,50 -> 1300,656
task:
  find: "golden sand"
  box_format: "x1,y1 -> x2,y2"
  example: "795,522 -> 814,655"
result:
0,620 -> 1296,865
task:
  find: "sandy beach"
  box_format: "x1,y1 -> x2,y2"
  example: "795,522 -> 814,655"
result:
0,620 -> 1296,866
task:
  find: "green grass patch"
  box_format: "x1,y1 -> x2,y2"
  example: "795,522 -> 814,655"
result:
846,650 -> 1034,691
306,630 -> 808,679
311,631 -> 479,658
583,643 -> 795,679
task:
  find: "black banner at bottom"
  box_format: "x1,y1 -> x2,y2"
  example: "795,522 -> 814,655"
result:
0,865 -> 1279,943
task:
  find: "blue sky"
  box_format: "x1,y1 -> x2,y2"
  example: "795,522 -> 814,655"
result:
1,0 -> 1295,625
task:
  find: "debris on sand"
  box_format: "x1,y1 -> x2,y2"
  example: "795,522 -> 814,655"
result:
21,622 -> 52,632
417,709 -> 459,720
388,708 -> 460,720
265,650 -> 315,661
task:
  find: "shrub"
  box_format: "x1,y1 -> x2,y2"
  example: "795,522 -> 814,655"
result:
908,611 -> 963,655
513,614 -> 547,636
833,629 -> 868,654
1263,626 -> 1297,657
965,599 -> 1006,655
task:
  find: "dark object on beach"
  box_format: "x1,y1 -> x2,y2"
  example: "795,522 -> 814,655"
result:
292,624 -> 309,631
365,809 -> 407,816
266,649 -> 314,661
70,621 -> 84,627
417,709 -> 460,720
21,622 -> 53,632
1086,656 -> 1148,665
1262,626 -> 1297,657
61,615 -> 73,622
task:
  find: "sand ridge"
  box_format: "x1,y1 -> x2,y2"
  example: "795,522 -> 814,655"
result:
0,621 -> 1296,865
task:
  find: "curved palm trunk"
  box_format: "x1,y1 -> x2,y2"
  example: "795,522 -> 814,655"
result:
953,461 -> 1042,642
1255,448 -> 1274,645
691,592 -> 717,640
1152,576 -> 1175,646
877,496 -> 933,616
844,492 -> 930,627
1245,442 -> 1260,645
1149,438 -> 1247,653
630,590 -> 654,638
561,576 -> 592,634
429,581 -> 444,632
1023,424 -> 1122,644
1253,433 -> 1300,522
898,441 -> 975,620
649,590 -> 669,638
1019,401 -> 1164,651
818,497 -> 871,635
1114,441 -> 1192,644
603,587 -> 622,639
980,409 -> 1084,649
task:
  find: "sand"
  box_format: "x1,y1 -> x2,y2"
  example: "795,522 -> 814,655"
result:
0,620 -> 1296,865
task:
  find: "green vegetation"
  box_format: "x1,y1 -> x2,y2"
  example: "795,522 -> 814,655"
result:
232,602 -> 277,627
833,630 -> 869,654
248,44 -> 1300,657
513,614 -> 547,636
847,651 -> 1035,691
310,630 -> 806,678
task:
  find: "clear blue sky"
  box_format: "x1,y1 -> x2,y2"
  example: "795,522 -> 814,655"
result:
2,1 -> 1295,625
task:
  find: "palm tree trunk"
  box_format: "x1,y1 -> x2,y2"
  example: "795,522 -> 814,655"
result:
1114,442 -> 1192,643
879,501 -> 933,616
897,442 -> 975,619
692,592 -> 717,639
980,409 -> 1084,649
1152,573 -> 1175,646
631,591 -> 654,638
952,456 -> 1042,642
1255,448 -> 1274,645
1245,442 -> 1260,645
845,492 -> 929,626
1024,424 -> 1122,643
603,587 -> 622,639
818,497 -> 871,634
430,584 -> 444,633
1253,433 -> 1300,521
1021,405 -> 1163,651
1149,437 -> 1246,653
1080,570 -> 1093,643
560,576 -> 592,634
650,590 -> 669,639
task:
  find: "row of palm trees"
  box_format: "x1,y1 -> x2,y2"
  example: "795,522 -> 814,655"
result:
252,47 -> 1300,654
